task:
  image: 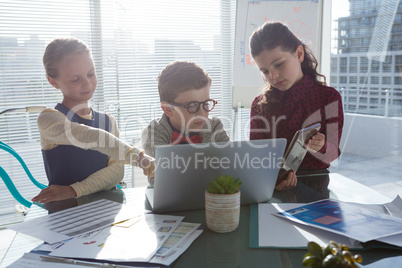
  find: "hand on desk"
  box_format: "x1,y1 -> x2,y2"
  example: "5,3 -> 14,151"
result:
275,169 -> 297,191
306,132 -> 325,153
32,185 -> 77,203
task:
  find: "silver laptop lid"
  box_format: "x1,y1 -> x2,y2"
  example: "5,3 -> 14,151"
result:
152,139 -> 286,213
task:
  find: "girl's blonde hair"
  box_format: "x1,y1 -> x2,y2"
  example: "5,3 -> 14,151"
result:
43,38 -> 91,78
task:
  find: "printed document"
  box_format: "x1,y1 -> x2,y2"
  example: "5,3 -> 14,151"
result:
275,197 -> 402,243
9,199 -> 147,243
49,214 -> 184,262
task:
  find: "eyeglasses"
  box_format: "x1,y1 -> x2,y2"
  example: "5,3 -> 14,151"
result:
169,99 -> 217,114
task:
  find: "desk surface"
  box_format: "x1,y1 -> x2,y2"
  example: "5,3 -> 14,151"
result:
2,173 -> 401,268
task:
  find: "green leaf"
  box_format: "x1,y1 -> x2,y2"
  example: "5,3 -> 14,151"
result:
302,255 -> 321,267
322,254 -> 339,268
308,241 -> 323,259
206,175 -> 242,194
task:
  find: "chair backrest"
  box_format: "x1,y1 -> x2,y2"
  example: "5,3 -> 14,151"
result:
0,141 -> 47,208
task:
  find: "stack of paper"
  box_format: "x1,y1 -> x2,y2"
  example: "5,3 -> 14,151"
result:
251,195 -> 402,249
8,199 -> 203,267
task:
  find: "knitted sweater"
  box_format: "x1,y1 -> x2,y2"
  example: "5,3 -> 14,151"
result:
141,113 -> 230,158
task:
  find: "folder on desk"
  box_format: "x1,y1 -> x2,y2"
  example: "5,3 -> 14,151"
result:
249,203 -> 362,249
250,196 -> 402,250
274,199 -> 402,243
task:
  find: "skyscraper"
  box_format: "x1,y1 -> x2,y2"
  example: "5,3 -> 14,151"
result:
331,0 -> 402,117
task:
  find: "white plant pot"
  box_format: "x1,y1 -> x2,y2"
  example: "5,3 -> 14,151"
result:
205,190 -> 240,233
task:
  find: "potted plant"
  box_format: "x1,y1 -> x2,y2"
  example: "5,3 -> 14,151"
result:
302,241 -> 363,268
205,175 -> 242,233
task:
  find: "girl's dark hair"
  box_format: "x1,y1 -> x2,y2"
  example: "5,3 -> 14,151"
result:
250,22 -> 326,111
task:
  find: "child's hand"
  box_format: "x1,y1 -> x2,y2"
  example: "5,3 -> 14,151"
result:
136,153 -> 155,177
32,185 -> 77,203
306,132 -> 325,153
275,170 -> 297,191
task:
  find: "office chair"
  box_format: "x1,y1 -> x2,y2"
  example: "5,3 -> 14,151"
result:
0,106 -> 47,208
1,139 -> 122,208
1,106 -> 47,208
0,141 -> 47,208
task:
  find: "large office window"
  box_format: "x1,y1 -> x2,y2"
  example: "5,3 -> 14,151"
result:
0,0 -> 236,225
331,0 -> 401,200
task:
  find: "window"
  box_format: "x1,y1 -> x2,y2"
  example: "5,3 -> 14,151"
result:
340,30 -> 347,37
0,0 -> 236,224
382,77 -> 392,84
362,37 -> 371,47
340,76 -> 347,83
351,19 -> 359,26
395,77 -> 402,85
370,88 -> 379,95
331,58 -> 338,73
382,56 -> 392,72
349,57 -> 358,73
370,60 -> 380,73
360,57 -> 369,72
330,0 -> 401,202
340,57 -> 348,73
370,76 -> 379,84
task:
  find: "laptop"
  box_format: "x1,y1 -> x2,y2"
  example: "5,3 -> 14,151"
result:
146,138 -> 286,213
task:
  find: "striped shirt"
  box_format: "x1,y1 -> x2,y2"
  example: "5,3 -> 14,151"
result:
38,108 -> 143,197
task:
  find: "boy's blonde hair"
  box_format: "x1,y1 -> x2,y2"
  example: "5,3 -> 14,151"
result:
158,61 -> 212,102
43,38 -> 91,79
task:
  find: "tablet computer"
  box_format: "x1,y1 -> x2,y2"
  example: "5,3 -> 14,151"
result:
281,123 -> 321,172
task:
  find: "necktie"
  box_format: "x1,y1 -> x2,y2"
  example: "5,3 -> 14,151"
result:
171,131 -> 203,145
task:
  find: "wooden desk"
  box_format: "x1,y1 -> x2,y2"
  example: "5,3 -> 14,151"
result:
2,173 -> 401,267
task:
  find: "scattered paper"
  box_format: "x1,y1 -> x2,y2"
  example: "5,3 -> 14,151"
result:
150,222 -> 203,266
8,199 -> 144,244
49,214 -> 184,262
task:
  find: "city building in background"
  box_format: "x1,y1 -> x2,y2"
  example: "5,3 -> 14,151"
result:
331,0 -> 402,117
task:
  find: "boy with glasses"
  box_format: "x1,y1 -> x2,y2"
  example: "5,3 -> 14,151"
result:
141,61 -> 230,172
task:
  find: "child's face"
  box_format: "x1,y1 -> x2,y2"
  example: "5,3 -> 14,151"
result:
48,52 -> 97,106
253,45 -> 304,91
167,86 -> 211,132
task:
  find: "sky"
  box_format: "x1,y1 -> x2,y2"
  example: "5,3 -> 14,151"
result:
332,0 -> 350,20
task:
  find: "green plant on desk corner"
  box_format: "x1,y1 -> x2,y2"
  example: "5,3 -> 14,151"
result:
207,174 -> 242,194
302,241 -> 363,268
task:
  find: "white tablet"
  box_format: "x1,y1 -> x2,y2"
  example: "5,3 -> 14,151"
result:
281,123 -> 322,172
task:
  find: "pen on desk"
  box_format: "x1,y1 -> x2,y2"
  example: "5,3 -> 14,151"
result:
40,255 -> 134,268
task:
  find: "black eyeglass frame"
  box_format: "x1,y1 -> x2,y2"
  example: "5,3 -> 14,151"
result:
169,99 -> 217,114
